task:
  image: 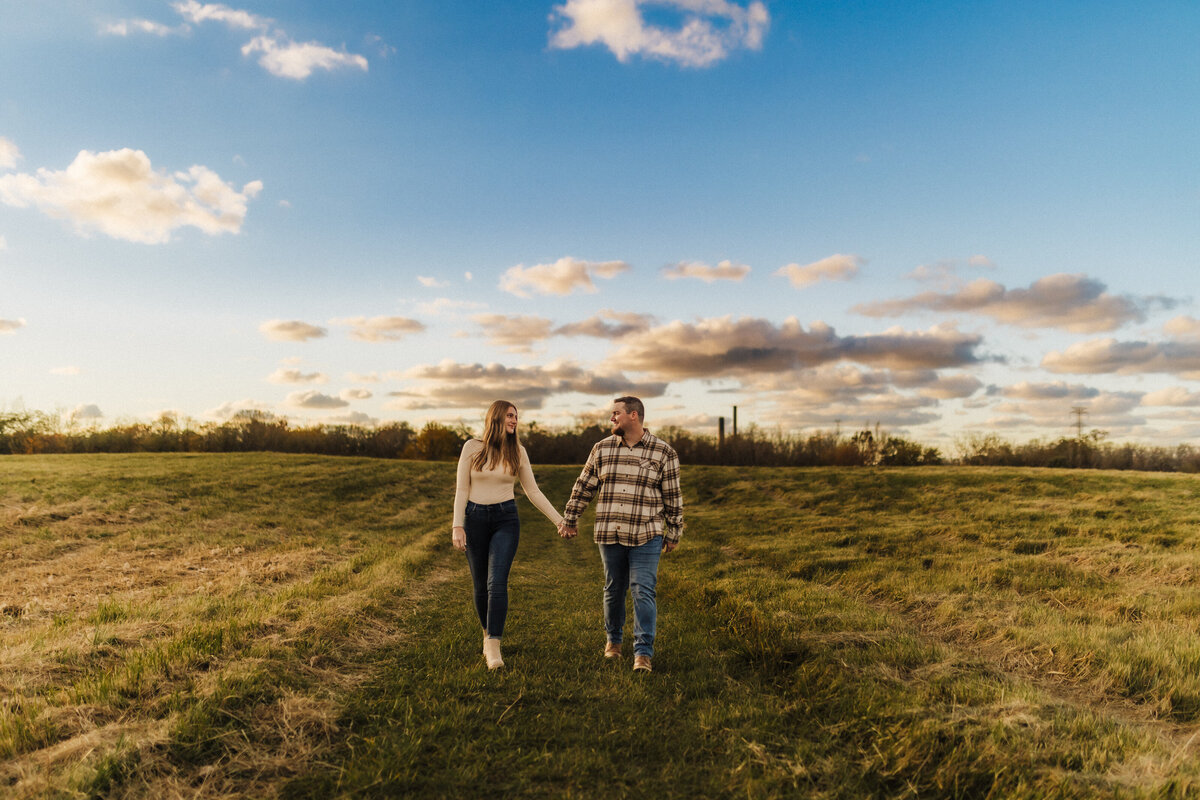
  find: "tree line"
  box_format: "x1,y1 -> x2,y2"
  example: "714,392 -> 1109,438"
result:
1,409 -> 1198,471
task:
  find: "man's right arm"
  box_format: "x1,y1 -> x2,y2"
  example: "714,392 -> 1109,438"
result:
561,445 -> 601,533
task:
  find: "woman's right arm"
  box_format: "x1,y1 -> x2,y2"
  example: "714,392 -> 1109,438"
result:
451,441 -> 476,550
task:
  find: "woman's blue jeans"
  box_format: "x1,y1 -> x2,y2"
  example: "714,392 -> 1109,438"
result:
462,499 -> 520,639
598,535 -> 663,658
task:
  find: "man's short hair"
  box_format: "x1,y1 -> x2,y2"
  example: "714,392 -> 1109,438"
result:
614,396 -> 644,421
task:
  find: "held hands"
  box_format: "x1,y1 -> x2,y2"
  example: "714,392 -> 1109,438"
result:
557,520 -> 578,539
451,526 -> 466,552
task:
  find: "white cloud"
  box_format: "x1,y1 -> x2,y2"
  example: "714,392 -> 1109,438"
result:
1002,381 -> 1100,401
0,148 -> 262,244
1142,387 -> 1200,407
345,372 -> 381,383
990,389 -> 1143,428
907,256 -> 996,287
204,398 -> 274,420
50,366 -> 80,376
1042,337 -> 1200,377
549,0 -> 769,68
907,261 -> 957,286
102,19 -> 184,36
0,137 -> 18,170
259,319 -> 327,342
71,404 -> 103,420
917,373 -> 984,400
0,318 -> 26,334
556,309 -> 655,339
417,275 -> 448,288
417,297 -> 488,316
0,235 -> 6,251
366,34 -> 396,59
1165,316 -> 1200,338
340,388 -> 373,401
662,259 -> 750,283
395,359 -> 667,410
500,257 -> 630,297
855,273 -> 1166,333
327,411 -> 378,426
606,316 -> 985,380
241,36 -> 369,80
472,309 -> 656,350
170,1 -> 367,80
331,315 -> 425,342
267,368 -> 328,384
172,1 -> 268,31
473,314 -> 555,352
286,390 -> 349,410
775,254 -> 862,289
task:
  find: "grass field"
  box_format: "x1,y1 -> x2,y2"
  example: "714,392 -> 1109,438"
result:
4,453 -> 1200,797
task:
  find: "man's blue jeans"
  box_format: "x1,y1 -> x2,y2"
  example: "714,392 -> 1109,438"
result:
598,535 -> 663,658
462,499 -> 520,638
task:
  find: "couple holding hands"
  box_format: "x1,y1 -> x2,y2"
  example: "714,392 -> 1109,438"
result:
451,396 -> 684,673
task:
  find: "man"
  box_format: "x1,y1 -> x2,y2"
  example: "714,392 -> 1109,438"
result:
559,396 -> 683,673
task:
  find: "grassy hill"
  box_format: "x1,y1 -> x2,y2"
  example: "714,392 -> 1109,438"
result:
3,453 -> 1200,797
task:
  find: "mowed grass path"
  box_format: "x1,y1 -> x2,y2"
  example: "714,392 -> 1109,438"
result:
5,455 -> 1200,797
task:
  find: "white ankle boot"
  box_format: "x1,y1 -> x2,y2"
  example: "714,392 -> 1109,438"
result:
483,637 -> 504,670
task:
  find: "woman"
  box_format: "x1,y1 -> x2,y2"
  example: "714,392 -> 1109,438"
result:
452,400 -> 563,669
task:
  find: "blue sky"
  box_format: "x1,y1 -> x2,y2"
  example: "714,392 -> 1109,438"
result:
1,0 -> 1198,446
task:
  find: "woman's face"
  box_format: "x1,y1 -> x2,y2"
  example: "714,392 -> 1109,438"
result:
504,406 -> 518,435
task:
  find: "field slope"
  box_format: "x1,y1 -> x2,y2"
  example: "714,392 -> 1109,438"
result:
3,454 -> 1200,798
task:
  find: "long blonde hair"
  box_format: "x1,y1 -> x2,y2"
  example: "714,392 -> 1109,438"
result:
472,400 -> 520,475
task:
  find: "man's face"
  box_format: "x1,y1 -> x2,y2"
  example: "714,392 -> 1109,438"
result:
610,403 -> 635,436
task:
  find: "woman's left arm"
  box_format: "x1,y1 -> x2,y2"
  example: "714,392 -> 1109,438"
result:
516,447 -> 565,527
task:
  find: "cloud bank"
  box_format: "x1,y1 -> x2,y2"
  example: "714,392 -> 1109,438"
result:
775,254 -> 862,288
1043,338 -> 1200,378
607,316 -> 986,380
395,360 -> 667,410
500,257 -> 630,297
259,320 -> 327,342
855,273 -> 1162,333
662,259 -> 750,283
549,0 -> 769,68
110,1 -> 368,80
0,138 -> 17,170
0,146 -> 262,243
331,316 -> 426,342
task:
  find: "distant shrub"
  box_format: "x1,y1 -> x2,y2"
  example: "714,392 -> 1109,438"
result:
0,408 -> 1191,471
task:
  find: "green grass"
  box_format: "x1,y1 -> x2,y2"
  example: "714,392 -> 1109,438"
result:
5,455 -> 1200,797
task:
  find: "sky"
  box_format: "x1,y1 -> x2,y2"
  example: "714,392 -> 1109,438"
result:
1,0 -> 1199,447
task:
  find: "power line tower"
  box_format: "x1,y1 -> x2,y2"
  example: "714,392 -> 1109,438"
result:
1070,406 -> 1087,440
1070,405 -> 1088,468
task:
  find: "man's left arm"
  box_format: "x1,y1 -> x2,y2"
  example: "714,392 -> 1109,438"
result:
659,449 -> 683,553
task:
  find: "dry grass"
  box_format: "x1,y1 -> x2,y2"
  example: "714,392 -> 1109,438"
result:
0,453 -> 456,798
10,456 -> 1200,797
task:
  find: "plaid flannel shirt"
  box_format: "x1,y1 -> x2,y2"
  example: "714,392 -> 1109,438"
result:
564,431 -> 684,546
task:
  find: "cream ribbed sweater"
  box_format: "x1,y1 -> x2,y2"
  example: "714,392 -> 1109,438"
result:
452,439 -> 564,529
